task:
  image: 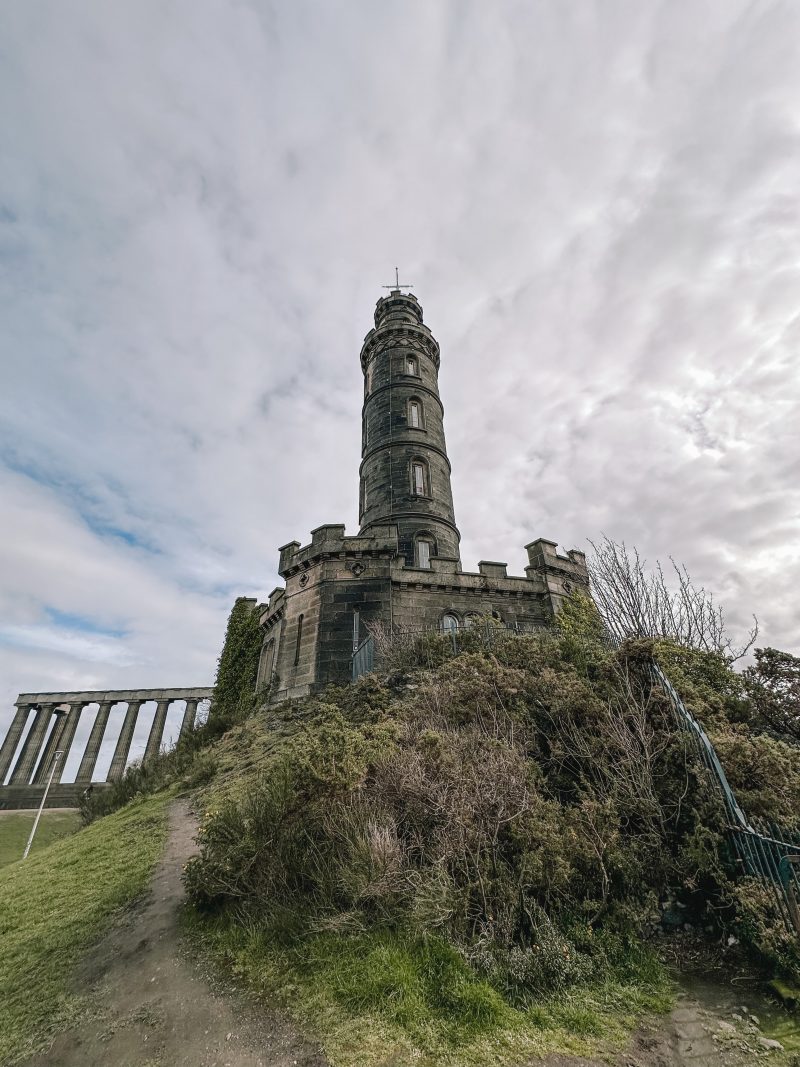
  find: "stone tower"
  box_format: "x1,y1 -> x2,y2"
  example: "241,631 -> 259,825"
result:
256,285 -> 590,701
359,290 -> 461,567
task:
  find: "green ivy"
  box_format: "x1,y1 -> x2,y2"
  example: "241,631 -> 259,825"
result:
212,596 -> 264,726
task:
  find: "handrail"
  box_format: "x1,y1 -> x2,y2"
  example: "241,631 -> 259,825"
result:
349,625 -> 800,936
649,660 -> 800,937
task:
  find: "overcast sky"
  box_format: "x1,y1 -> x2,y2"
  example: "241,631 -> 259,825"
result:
1,1 -> 799,775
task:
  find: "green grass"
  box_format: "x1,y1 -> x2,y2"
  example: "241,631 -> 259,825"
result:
0,810 -> 81,868
186,915 -> 673,1067
0,793 -> 170,1064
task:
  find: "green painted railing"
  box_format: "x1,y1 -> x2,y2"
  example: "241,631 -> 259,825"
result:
351,627 -> 800,936
651,660 -> 800,937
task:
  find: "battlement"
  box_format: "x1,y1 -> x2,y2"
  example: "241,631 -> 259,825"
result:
277,526 -> 588,592
278,524 -> 399,578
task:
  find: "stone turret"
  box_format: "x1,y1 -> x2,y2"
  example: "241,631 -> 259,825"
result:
359,289 -> 460,567
254,285 -> 591,702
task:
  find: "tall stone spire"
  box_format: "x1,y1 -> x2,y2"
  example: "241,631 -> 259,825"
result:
359,288 -> 461,567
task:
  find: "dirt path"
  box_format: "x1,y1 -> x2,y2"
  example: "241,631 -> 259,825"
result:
540,975 -> 795,1067
19,799 -> 794,1067
549,976 -> 795,1067
23,799 -> 326,1067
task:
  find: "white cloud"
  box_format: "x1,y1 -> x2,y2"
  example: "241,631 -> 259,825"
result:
1,0 -> 799,755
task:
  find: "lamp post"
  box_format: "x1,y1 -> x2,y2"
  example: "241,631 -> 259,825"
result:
22,749 -> 63,860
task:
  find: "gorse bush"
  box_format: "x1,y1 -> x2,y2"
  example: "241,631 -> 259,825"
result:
183,591 -> 800,1003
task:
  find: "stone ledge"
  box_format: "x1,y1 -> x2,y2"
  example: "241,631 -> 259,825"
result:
16,687 -> 214,706
0,782 -> 111,811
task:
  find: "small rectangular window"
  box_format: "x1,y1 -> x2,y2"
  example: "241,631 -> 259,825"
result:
409,402 -> 420,428
407,356 -> 417,375
417,541 -> 431,569
413,463 -> 425,495
294,614 -> 304,666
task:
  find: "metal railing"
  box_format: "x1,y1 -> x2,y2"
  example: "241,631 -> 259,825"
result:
651,660 -> 800,937
351,620 -> 545,681
350,625 -> 800,936
351,635 -> 375,681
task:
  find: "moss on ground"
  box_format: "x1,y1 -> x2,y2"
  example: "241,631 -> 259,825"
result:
186,914 -> 673,1067
0,792 -> 170,1064
0,810 -> 80,869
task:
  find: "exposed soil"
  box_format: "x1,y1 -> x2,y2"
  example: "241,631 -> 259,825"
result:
539,973 -> 797,1067
19,800 -> 796,1067
22,800 -> 327,1067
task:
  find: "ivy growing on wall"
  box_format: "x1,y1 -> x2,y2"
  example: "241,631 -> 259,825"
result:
212,597 -> 264,725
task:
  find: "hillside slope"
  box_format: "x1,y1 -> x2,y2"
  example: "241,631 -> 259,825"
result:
177,602 -> 800,1065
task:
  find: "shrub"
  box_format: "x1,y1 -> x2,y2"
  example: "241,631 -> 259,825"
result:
185,599 -> 800,999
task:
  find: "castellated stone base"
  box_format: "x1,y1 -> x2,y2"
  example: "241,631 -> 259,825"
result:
258,524 -> 589,702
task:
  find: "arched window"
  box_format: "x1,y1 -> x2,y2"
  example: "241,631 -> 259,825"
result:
411,458 -> 429,496
463,613 -> 480,629
259,638 -> 275,688
407,397 -> 423,429
406,355 -> 418,376
415,537 -> 434,569
441,613 -> 459,633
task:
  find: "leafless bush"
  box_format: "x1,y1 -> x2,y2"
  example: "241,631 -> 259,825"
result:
367,620 -> 452,672
588,535 -> 757,661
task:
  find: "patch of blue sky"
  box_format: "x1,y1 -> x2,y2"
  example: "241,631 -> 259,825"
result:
45,607 -> 128,641
0,624 -> 136,665
175,575 -> 245,600
79,512 -> 157,552
0,447 -> 161,554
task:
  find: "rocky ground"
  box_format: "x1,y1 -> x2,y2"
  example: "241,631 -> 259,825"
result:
18,800 -> 798,1067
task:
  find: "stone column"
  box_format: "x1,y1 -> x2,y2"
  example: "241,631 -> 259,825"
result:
0,705 -> 30,784
107,701 -> 141,782
53,701 -> 84,783
9,703 -> 55,785
179,698 -> 198,738
76,700 -> 113,784
32,706 -> 70,785
143,699 -> 170,764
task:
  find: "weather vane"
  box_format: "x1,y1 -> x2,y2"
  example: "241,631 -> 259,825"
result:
382,267 -> 413,292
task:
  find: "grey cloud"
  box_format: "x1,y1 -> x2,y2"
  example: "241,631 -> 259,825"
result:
1,0 -> 799,744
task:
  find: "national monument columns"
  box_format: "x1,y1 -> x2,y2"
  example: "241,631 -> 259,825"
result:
0,687 -> 213,809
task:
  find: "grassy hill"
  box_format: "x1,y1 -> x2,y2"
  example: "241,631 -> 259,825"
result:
7,592 -> 798,1065
0,793 -> 170,1064
0,810 -> 80,869
168,597 -> 799,1065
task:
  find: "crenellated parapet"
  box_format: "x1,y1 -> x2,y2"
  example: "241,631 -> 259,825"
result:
524,538 -> 590,611
258,517 -> 589,703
